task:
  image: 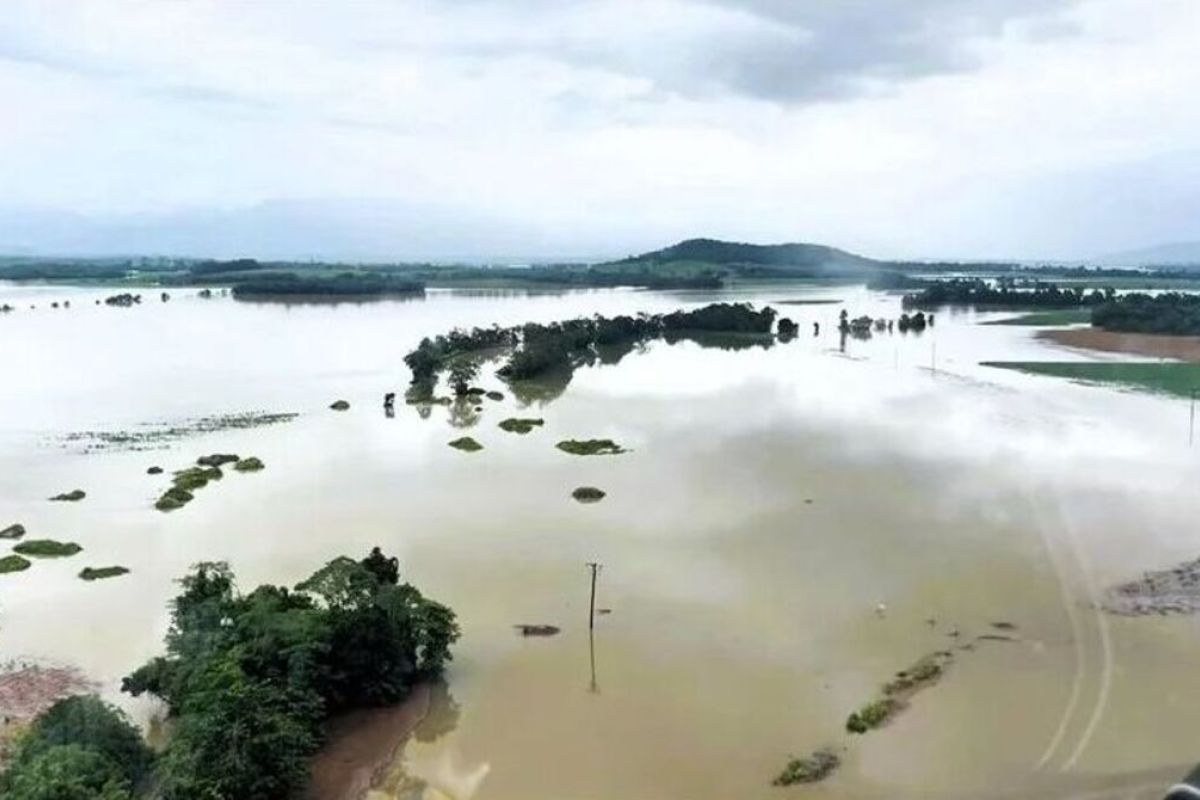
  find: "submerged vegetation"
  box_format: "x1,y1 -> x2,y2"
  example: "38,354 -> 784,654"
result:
846,651 -> 953,734
983,308 -> 1093,326
80,566 -> 131,581
234,456 -> 265,472
14,539 -> 82,558
556,439 -> 626,456
1,523 -> 26,540
0,554 -> 32,574
330,399 -> 351,411
48,489 -> 86,502
498,417 -> 544,434
60,411 -> 297,454
571,486 -> 607,503
773,748 -> 841,786
448,436 -> 483,452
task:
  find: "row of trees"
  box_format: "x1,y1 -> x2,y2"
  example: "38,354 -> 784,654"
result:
1092,292 -> 1200,335
902,278 -> 1115,309
1,549 -> 459,800
404,303 -> 781,393
230,272 -> 426,298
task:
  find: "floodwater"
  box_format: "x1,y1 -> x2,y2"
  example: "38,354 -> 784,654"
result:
2,282 -> 1200,799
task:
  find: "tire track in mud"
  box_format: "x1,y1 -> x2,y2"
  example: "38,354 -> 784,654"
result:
1028,486 -> 1114,773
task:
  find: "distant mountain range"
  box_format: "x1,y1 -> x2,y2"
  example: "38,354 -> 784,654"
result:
1096,241 -> 1200,267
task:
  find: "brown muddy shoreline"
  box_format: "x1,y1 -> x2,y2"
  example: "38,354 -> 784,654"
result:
1039,328 -> 1200,362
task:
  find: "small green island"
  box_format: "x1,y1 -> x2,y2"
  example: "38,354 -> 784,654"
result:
448,436 -> 484,452
80,566 -> 131,581
499,417 -> 544,434
48,489 -> 86,502
571,487 -> 607,503
1,523 -> 26,540
557,439 -> 626,456
14,539 -> 83,558
0,554 -> 32,574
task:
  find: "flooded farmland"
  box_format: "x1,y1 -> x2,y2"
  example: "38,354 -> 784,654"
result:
2,282 -> 1200,799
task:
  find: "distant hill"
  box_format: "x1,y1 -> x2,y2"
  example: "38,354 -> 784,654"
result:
605,237 -> 880,277
1097,241 -> 1200,268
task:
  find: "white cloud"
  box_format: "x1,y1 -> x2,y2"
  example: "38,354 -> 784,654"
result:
0,0 -> 1196,259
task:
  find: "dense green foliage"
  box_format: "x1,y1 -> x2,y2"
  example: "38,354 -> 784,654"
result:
230,272 -> 425,298
0,696 -> 152,799
49,489 -> 86,502
80,566 -> 131,581
117,549 -> 458,799
1092,292 -> 1200,334
556,439 -> 626,456
0,554 -> 32,573
404,303 -> 776,394
903,278 -> 1114,309
448,436 -> 483,452
773,748 -> 840,786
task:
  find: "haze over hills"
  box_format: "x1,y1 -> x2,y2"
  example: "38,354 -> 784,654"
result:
1096,242 -> 1200,268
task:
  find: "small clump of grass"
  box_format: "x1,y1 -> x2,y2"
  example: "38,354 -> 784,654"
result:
846,697 -> 901,734
772,748 -> 840,786
571,487 -> 607,503
485,390 -> 504,401
14,539 -> 83,558
48,489 -> 86,502
233,456 -> 265,472
448,437 -> 483,452
330,400 -> 351,411
556,438 -> 626,456
79,566 -> 130,581
197,453 -> 239,468
0,554 -> 32,574
0,523 -> 26,540
172,466 -> 222,491
147,466 -> 163,475
155,486 -> 194,511
499,417 -> 544,434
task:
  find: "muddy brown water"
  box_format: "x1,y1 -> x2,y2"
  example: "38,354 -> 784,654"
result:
2,284 -> 1200,799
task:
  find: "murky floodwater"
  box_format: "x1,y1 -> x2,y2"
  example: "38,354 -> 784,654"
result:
2,281 -> 1200,799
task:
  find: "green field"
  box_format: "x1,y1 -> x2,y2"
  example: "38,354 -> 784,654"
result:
983,309 -> 1093,327
982,361 -> 1200,399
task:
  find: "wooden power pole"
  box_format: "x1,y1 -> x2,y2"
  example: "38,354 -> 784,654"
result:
586,562 -> 601,629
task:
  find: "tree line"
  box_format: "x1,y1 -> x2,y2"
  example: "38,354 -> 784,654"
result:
1092,292 -> 1200,335
902,278 -> 1115,309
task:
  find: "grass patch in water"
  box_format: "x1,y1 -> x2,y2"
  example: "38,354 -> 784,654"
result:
156,486 -> 194,511
79,566 -> 130,581
0,523 -> 25,540
48,489 -> 85,502
571,487 -> 606,503
773,748 -> 840,786
983,308 -> 1092,326
982,361 -> 1200,399
14,539 -> 82,558
846,697 -> 901,733
556,438 -> 626,456
0,554 -> 31,574
172,466 -> 222,491
234,456 -> 265,472
498,417 -> 544,434
448,437 -> 483,452
330,400 -> 351,411
485,390 -> 504,401
197,453 -> 239,467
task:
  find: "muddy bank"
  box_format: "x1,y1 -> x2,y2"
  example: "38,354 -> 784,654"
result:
1039,328 -> 1200,362
307,684 -> 431,800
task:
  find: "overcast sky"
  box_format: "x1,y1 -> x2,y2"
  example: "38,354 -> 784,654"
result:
0,0 -> 1197,261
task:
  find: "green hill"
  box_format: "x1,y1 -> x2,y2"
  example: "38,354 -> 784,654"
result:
604,237 -> 879,278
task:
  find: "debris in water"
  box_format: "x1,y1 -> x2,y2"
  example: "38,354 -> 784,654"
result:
514,624 -> 560,637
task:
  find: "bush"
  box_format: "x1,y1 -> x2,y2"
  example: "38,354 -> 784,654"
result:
14,539 -> 82,558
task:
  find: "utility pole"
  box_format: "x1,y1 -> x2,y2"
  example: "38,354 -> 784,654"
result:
586,562 -> 601,630
1190,389 -> 1196,447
